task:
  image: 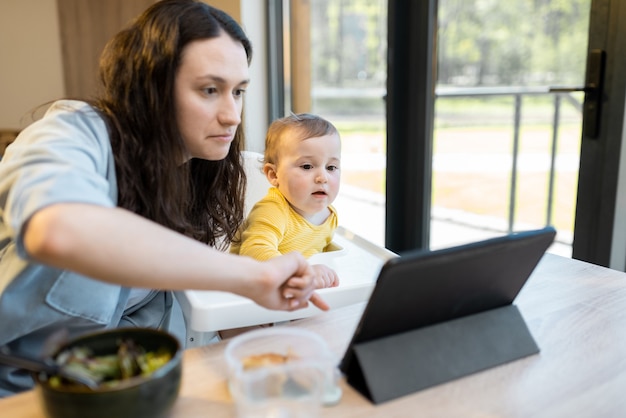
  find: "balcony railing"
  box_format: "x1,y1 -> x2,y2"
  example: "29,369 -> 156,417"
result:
318,85 -> 581,256
435,86 -> 583,237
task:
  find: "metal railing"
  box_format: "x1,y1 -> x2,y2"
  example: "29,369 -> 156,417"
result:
435,86 -> 583,234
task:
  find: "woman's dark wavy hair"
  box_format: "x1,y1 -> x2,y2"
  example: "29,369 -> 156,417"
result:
93,0 -> 251,249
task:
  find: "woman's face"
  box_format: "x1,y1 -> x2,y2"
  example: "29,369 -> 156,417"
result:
175,32 -> 249,162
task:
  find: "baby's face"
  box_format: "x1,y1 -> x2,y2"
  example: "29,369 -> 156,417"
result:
270,133 -> 341,223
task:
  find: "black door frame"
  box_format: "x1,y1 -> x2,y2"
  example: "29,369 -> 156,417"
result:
386,0 -> 626,270
385,0 -> 437,253
572,0 -> 626,269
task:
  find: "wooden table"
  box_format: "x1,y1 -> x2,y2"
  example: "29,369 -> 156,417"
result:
4,253 -> 626,417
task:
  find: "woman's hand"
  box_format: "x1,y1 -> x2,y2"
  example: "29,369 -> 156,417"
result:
311,264 -> 340,289
253,252 -> 330,312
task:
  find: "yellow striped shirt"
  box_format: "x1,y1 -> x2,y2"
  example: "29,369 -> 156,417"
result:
230,187 -> 338,260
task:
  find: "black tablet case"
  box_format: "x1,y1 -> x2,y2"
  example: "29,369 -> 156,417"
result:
339,227 -> 556,404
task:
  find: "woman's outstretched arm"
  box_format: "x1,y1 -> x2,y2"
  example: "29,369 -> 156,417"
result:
23,202 -> 329,312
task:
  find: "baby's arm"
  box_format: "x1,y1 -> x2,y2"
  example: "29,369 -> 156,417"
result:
311,264 -> 340,289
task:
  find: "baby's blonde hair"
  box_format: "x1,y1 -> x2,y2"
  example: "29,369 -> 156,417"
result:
264,113 -> 339,165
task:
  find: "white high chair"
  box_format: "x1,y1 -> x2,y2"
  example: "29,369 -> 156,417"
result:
176,151 -> 397,348
241,150 -> 271,218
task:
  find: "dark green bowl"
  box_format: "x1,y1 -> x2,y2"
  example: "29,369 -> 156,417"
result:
34,328 -> 182,418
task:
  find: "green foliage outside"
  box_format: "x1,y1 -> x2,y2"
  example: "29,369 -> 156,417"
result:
310,0 -> 590,92
438,0 -> 590,87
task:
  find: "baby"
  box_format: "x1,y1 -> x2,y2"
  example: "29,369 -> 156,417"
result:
231,113 -> 341,289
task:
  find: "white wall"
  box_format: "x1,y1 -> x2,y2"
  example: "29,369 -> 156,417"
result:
0,0 -> 65,130
610,96 -> 626,271
241,0 -> 269,153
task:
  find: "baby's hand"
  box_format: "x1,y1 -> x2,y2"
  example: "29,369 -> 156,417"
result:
311,264 -> 340,289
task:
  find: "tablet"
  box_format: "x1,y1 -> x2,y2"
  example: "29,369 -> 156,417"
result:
340,226 -> 556,372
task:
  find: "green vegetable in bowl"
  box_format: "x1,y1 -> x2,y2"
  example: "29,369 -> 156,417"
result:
49,338 -> 172,389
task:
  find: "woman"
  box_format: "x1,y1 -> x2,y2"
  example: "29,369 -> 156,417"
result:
0,0 -> 327,396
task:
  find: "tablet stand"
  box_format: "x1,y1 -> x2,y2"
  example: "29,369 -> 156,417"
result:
342,304 -> 538,404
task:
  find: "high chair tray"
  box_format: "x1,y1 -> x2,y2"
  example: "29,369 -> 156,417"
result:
176,226 -> 397,334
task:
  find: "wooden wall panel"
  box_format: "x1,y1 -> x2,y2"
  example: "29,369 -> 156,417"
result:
289,0 -> 311,113
203,0 -> 241,23
57,0 -> 155,99
56,1 -> 243,100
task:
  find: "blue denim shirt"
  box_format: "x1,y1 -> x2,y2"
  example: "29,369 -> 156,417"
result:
0,101 -> 181,396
